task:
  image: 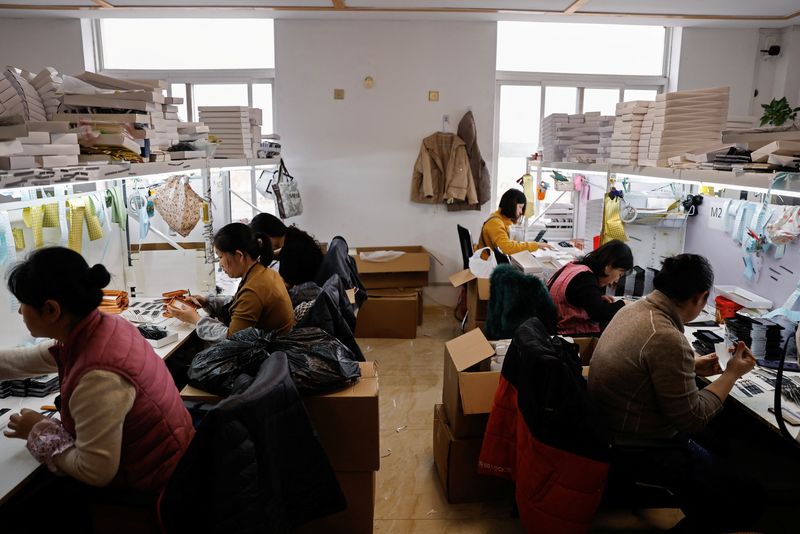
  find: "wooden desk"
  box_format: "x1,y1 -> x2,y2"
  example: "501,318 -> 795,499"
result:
0,307 -> 196,504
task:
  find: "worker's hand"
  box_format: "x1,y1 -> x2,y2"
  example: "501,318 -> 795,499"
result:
536,243 -> 554,250
695,353 -> 723,377
4,408 -> 46,440
600,295 -> 616,304
186,295 -> 207,308
724,341 -> 757,379
167,302 -> 201,324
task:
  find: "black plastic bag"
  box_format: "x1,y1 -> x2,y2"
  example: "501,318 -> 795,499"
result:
187,328 -> 273,396
268,327 -> 361,394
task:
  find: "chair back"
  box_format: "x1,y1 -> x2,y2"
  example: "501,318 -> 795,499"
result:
457,225 -> 473,270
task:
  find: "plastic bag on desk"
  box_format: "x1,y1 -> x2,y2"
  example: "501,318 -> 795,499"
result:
187,328 -> 273,396
268,327 -> 361,394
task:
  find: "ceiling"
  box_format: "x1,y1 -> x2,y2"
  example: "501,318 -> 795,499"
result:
0,0 -> 797,27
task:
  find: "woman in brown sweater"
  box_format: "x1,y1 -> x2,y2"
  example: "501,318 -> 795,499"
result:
168,223 -> 295,340
589,254 -> 761,532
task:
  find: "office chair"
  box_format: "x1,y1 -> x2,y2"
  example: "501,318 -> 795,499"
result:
456,224 -> 473,270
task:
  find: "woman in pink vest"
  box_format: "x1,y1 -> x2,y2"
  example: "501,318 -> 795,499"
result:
1,247 -> 194,498
547,240 -> 633,336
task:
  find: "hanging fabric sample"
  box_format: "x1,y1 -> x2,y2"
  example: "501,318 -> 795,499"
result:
601,196 -> 627,244
153,175 -> 204,237
0,211 -> 15,265
66,198 -> 86,253
106,185 -> 127,231
22,205 -> 45,248
42,202 -> 59,228
12,227 -> 25,251
85,195 -> 104,241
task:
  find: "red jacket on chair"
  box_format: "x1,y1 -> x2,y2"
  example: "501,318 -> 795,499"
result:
478,318 -> 609,534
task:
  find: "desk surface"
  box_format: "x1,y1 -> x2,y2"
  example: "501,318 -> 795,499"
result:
684,325 -> 800,442
0,307 -> 196,504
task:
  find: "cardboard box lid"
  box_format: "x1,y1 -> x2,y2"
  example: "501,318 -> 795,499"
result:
354,246 -> 431,274
449,270 -> 490,300
445,328 -> 495,372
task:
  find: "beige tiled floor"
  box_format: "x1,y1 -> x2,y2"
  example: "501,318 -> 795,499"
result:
358,306 -> 682,533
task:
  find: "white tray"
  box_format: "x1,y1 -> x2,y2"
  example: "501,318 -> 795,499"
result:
714,285 -> 772,310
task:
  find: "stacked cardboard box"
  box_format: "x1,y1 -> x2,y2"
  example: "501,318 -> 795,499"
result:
541,113 -> 568,161
1,68 -> 48,122
609,101 -> 652,165
638,86 -> 730,167
436,328 -> 599,503
29,67 -> 63,120
353,246 -> 431,338
18,121 -> 79,167
181,361 -> 380,534
198,106 -> 260,159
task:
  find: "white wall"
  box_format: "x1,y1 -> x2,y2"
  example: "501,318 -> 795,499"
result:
673,27 -> 761,117
0,18 -> 87,74
275,19 -> 497,304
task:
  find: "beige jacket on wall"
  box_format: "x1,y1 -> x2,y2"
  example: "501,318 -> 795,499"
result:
410,132 -> 477,204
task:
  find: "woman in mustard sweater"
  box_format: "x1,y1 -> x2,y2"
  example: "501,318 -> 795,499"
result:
478,188 -> 551,254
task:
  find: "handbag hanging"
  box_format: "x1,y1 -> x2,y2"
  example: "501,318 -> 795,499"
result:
256,160 -> 304,220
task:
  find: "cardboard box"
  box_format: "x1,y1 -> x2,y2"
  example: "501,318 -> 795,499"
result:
572,336 -> 599,366
302,362 -> 380,472
354,245 -> 431,289
294,470 -> 375,534
355,288 -> 420,338
433,404 -> 513,504
449,269 -> 490,332
442,327 -> 499,439
181,362 -> 380,472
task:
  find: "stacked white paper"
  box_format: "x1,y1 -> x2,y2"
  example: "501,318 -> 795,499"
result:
638,87 -> 730,167
200,106 -> 260,159
0,68 -> 47,122
19,127 -> 80,167
543,112 -> 614,163
609,101 -> 652,165
30,67 -> 63,120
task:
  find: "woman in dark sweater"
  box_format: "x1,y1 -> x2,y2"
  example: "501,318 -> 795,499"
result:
547,240 -> 633,336
250,213 -> 324,288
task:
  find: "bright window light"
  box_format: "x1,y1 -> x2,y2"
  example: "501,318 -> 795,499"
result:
544,86 -> 577,116
191,84 -> 248,121
498,22 -> 665,76
583,88 -> 620,115
101,19 -> 275,70
624,89 -> 658,102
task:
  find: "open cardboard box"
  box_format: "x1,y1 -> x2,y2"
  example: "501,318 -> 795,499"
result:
354,288 -> 421,339
442,327 -> 499,439
442,328 -> 598,439
354,245 -> 431,290
449,269 -> 490,333
181,361 -> 380,472
433,404 -> 513,504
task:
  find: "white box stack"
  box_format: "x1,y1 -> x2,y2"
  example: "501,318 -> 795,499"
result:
610,101 -> 652,166
543,112 -> 614,164
199,106 -> 259,159
639,87 -> 729,167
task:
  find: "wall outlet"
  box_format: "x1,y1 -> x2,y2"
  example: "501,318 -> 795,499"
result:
428,90 -> 439,102
333,88 -> 345,100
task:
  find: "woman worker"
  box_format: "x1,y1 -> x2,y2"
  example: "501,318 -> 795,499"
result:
477,188 -> 552,254
547,239 -> 634,336
249,213 -> 324,288
167,222 -> 294,342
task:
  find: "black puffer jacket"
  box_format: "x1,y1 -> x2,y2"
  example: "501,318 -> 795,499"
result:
160,353 -> 346,533
315,236 -> 367,309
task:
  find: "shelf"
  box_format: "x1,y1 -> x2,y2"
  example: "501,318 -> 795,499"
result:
0,157 -> 280,190
540,161 -> 800,192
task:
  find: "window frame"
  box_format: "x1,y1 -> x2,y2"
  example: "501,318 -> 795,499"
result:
92,20 -> 277,221
492,26 -> 672,205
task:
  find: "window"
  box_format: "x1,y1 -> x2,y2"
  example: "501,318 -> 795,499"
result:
497,22 -> 665,76
191,84 -> 249,120
583,88 -> 621,115
495,22 -> 669,204
100,19 -> 275,70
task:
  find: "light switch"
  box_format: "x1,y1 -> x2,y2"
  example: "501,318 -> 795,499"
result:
334,88 -> 345,100
428,90 -> 439,102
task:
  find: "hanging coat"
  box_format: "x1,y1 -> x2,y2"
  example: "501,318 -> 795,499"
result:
447,110 -> 491,211
410,132 -> 477,205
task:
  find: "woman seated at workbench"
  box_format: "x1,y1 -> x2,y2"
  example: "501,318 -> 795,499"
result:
588,254 -> 762,532
547,239 -> 633,336
250,213 -> 324,288
167,222 -> 295,342
1,247 -> 193,501
477,188 -> 552,254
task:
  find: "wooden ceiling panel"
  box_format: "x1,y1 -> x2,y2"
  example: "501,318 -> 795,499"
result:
587,0 -> 800,18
